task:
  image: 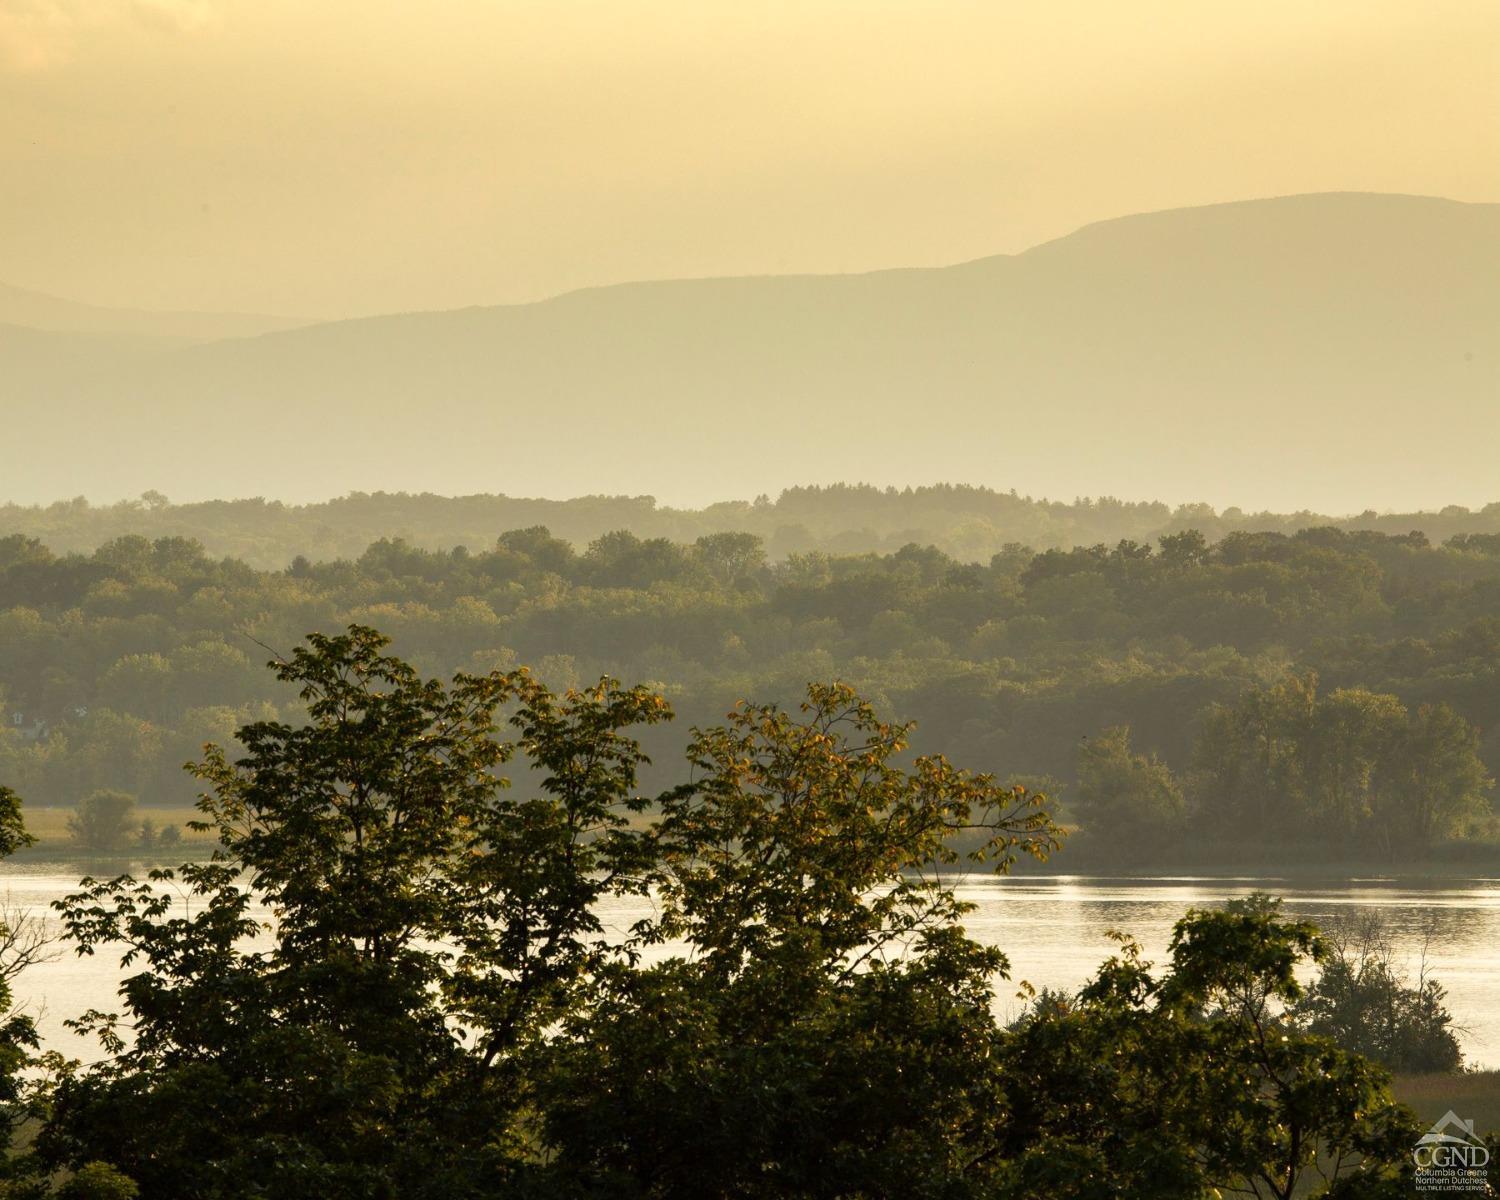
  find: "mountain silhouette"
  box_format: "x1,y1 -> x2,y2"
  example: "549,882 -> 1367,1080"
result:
0,281 -> 306,343
3,192 -> 1496,511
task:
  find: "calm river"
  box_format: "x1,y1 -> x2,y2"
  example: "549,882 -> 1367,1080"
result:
7,866 -> 1499,1067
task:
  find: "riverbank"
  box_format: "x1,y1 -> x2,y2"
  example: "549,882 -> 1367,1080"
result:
1010,857 -> 1500,881
1395,1070 -> 1500,1134
1001,830 -> 1500,880
22,803 -> 1500,883
11,805 -> 216,867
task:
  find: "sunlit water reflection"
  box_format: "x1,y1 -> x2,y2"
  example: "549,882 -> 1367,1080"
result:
9,865 -> 1499,1067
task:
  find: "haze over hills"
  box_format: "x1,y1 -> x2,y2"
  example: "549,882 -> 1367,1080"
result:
0,281 -> 306,343
2,192 -> 1496,512
7,484 -> 1500,570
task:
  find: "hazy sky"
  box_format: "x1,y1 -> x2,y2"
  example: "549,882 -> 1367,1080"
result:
3,0 -> 1497,319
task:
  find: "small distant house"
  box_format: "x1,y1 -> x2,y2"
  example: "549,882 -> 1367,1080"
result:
9,713 -> 49,742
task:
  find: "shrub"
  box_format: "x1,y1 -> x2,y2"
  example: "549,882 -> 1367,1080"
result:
1292,910 -> 1464,1073
66,791 -> 137,854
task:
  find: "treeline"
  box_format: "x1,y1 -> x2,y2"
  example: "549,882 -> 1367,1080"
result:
1076,679 -> 1490,859
0,633 -> 1472,1197
2,523 -> 1499,859
9,484 -> 1500,568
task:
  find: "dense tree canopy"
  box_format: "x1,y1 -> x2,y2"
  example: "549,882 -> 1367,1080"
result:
1073,726 -> 1185,852
11,632 -> 1451,1197
9,487 -> 1500,568
1193,675 -> 1492,855
2,520 -> 1498,861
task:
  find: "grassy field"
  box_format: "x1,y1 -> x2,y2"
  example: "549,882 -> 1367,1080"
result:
1394,1071 -> 1500,1135
17,805 -> 215,856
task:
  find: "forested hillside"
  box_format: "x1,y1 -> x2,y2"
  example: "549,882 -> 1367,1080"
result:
8,484 -> 1500,568
3,521 -> 1497,862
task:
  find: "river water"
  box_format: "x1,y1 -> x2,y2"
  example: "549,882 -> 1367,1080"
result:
8,866 -> 1499,1067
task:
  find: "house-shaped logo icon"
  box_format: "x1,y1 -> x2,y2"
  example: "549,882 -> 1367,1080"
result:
1413,1109 -> 1491,1177
1417,1111 -> 1484,1148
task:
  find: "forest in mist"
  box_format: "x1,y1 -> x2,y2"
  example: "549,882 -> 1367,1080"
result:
4,503 -> 1499,866
9,484 -> 1500,570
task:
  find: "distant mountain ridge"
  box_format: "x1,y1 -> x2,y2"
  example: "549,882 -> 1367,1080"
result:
0,280 -> 306,342
5,484 -> 1499,570
3,192 -> 1497,513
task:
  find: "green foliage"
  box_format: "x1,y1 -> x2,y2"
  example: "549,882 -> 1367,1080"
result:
537,684 -> 1061,1198
41,644 -> 1063,1198
4,519 -> 1500,869
65,792 -> 136,854
658,683 -> 1061,961
44,628 -> 678,1199
21,632 -> 1460,1197
8,488 -> 1500,569
1074,726 -> 1185,849
1193,674 -> 1493,854
1000,908 -> 1420,1198
0,789 -> 34,859
1291,911 -> 1464,1073
0,791 -> 84,1198
55,1163 -> 138,1200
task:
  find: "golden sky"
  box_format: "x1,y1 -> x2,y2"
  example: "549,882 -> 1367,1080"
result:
3,0 -> 1497,318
